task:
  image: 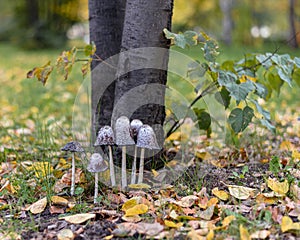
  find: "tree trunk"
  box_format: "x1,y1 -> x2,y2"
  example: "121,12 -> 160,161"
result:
89,0 -> 126,139
219,0 -> 234,45
288,0 -> 298,48
113,0 -> 173,146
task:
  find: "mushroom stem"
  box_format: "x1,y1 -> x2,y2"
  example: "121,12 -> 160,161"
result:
108,146 -> 116,186
121,146 -> 127,189
94,172 -> 99,204
137,148 -> 145,184
131,146 -> 138,184
71,152 -> 76,196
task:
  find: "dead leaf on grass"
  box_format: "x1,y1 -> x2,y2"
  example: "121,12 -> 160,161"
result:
227,185 -> 256,200
49,205 -> 64,214
136,222 -> 164,236
51,196 -> 69,206
125,204 -> 148,217
60,213 -> 95,224
198,205 -> 215,220
28,197 -> 47,214
211,187 -> 229,201
176,195 -> 199,208
267,178 -> 289,196
239,224 -> 251,240
122,215 -> 142,223
164,219 -> 183,228
281,216 -> 300,233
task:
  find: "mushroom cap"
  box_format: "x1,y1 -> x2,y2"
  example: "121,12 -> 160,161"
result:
115,116 -> 135,146
130,119 -> 143,139
61,141 -> 84,152
94,126 -> 115,146
87,153 -> 108,173
136,125 -> 160,149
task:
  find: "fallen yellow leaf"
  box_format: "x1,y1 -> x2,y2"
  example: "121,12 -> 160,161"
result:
206,229 -> 214,240
207,197 -> 218,207
280,141 -> 295,151
227,185 -> 256,200
28,197 -> 47,214
51,196 -> 69,206
128,183 -> 151,189
292,150 -> 300,159
267,178 -> 289,196
221,215 -> 236,228
187,228 -> 204,240
151,169 -> 159,177
122,198 -> 138,211
281,216 -> 300,233
125,204 -> 148,217
164,219 -> 183,228
240,224 -> 251,240
212,188 -> 229,201
27,162 -> 53,178
60,213 -> 96,224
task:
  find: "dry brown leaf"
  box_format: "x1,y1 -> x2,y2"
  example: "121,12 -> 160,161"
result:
51,196 -> 69,206
290,183 -> 300,200
28,197 -> 47,214
136,222 -> 164,236
176,195 -> 199,208
49,205 -> 64,214
60,213 -> 95,224
198,206 -> 215,220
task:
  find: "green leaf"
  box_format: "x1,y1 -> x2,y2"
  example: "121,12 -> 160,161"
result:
215,87 -> 231,109
163,28 -> 187,48
203,39 -> 219,62
228,106 -> 254,133
253,82 -> 268,99
187,61 -> 207,79
193,108 -> 211,130
276,67 -> 292,87
260,119 -> 275,133
252,99 -> 271,120
256,53 -> 273,69
183,31 -> 198,46
294,57 -> 300,68
269,156 -> 281,175
84,42 -> 96,56
218,70 -> 237,86
226,81 -> 255,102
292,68 -> 300,87
265,71 -> 283,95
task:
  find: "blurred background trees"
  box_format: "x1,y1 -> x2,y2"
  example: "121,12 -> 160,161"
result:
0,0 -> 299,49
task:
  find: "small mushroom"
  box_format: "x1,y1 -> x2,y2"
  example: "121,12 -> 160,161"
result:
87,153 -> 108,203
94,126 -> 116,187
115,116 -> 135,189
136,125 -> 160,184
61,141 -> 84,196
130,119 -> 143,184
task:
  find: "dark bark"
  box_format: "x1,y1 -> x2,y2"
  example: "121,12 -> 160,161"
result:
89,0 -> 126,139
288,0 -> 298,48
113,0 -> 174,146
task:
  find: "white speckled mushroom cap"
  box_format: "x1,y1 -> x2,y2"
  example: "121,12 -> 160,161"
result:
87,153 -> 108,173
115,116 -> 135,146
136,125 -> 160,149
130,119 -> 143,139
94,126 -> 115,146
61,141 -> 84,152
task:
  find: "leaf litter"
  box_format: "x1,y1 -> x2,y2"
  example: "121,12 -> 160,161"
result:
0,106 -> 299,239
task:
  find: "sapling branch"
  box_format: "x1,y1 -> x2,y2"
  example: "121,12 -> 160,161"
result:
165,82 -> 217,138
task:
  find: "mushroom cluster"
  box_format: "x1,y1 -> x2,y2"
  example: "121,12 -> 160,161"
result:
60,116 -> 160,200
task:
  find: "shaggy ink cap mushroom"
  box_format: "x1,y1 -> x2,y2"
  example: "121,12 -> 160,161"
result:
87,153 -> 108,173
115,116 -> 135,146
94,126 -> 115,146
136,125 -> 160,150
61,141 -> 84,152
130,119 -> 143,141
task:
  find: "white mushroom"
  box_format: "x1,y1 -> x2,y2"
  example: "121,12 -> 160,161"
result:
130,119 -> 143,184
87,153 -> 108,203
61,141 -> 84,196
115,116 -> 135,189
136,125 -> 160,184
94,126 -> 116,187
